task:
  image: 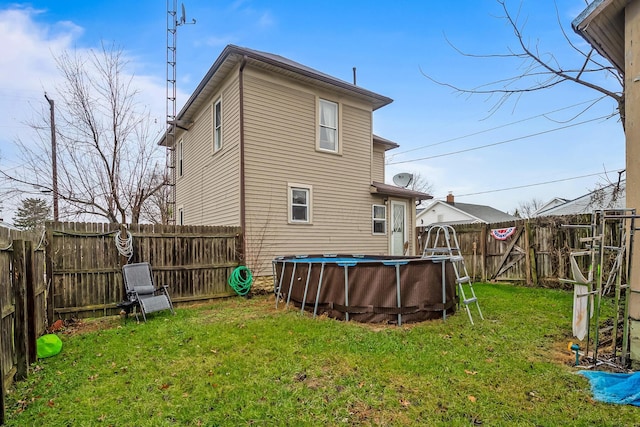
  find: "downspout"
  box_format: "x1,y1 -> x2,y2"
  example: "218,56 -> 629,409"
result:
239,55 -> 248,261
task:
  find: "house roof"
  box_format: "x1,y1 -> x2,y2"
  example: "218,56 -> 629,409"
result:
533,197 -> 570,216
572,0 -> 625,75
448,202 -> 517,223
418,200 -> 517,224
370,181 -> 432,201
159,45 -> 393,146
373,134 -> 399,151
536,180 -> 626,216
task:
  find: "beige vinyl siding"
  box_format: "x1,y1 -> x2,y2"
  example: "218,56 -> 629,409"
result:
175,73 -> 241,226
242,70 -> 388,273
372,144 -> 385,182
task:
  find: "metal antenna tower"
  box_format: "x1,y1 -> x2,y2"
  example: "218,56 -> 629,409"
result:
166,1 -> 195,224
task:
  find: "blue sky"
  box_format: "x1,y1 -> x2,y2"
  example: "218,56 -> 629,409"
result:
0,0 -> 625,220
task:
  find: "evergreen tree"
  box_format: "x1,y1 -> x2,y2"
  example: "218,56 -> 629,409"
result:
12,198 -> 50,231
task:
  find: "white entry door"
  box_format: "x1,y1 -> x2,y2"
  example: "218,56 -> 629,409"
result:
390,201 -> 407,256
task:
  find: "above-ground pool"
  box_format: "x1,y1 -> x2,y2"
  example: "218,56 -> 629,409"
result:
273,255 -> 458,324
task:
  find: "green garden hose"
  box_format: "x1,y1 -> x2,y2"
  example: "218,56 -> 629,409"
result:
229,266 -> 253,296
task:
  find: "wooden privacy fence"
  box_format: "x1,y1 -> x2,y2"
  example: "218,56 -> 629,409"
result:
417,214 -> 611,287
46,222 -> 243,320
0,228 -> 47,424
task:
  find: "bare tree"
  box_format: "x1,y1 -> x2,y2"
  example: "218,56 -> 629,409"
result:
139,181 -> 172,225
408,171 -> 435,195
423,0 -> 624,126
589,170 -> 625,209
517,197 -> 544,218
0,43 -> 167,224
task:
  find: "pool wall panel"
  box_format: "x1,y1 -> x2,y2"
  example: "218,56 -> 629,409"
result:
275,256 -> 458,324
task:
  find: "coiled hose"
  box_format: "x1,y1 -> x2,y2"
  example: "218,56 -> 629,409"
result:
228,266 -> 253,296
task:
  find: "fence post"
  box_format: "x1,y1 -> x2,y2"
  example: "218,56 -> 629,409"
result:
45,225 -> 55,325
524,220 -> 532,285
236,231 -> 245,264
25,240 -> 38,365
526,221 -> 539,286
12,240 -> 29,381
0,242 -> 7,425
480,224 -> 488,282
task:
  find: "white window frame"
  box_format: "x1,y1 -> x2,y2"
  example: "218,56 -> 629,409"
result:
372,204 -> 387,235
213,98 -> 222,152
178,138 -> 184,177
317,98 -> 341,154
288,183 -> 312,224
178,206 -> 184,225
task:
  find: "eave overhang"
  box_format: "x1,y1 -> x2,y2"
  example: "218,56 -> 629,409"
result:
370,181 -> 432,201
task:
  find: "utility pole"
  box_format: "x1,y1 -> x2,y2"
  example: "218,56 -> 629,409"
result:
44,93 -> 59,221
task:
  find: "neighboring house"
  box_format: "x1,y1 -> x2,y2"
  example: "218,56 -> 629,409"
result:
532,197 -> 569,216
161,45 -> 431,274
0,219 -> 19,232
536,181 -> 625,216
416,193 -> 516,226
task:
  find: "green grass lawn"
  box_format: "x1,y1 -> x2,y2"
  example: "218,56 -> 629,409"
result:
5,283 -> 639,426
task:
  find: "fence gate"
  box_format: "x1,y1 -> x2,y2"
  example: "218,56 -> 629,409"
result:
0,231 -> 48,425
486,226 -> 529,283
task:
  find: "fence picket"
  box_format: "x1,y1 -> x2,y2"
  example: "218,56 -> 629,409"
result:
46,223 -> 243,319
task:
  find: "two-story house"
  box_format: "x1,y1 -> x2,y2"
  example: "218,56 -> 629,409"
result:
161,45 -> 431,274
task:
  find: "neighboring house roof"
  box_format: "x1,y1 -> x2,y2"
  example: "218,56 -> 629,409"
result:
418,199 -> 516,225
572,0 -> 625,75
160,45 -> 393,146
370,182 -> 432,201
449,202 -> 517,223
533,197 -> 570,216
0,220 -> 20,231
536,181 -> 626,216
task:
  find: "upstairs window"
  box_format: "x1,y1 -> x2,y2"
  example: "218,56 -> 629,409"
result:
288,184 -> 312,224
178,206 -> 184,225
213,99 -> 222,152
318,99 -> 338,153
372,205 -> 386,234
178,138 -> 184,177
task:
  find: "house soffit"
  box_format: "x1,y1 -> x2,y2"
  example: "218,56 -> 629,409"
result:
373,134 -> 399,151
177,45 -> 393,126
178,59 -> 238,126
370,181 -> 432,200
572,0 -> 625,75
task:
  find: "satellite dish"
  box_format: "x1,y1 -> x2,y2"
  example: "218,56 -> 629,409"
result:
393,173 -> 414,188
178,3 -> 196,25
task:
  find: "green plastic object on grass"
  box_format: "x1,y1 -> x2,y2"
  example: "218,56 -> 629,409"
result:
37,334 -> 62,358
229,266 -> 253,296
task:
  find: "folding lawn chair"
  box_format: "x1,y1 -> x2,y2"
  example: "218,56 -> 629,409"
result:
121,262 -> 175,321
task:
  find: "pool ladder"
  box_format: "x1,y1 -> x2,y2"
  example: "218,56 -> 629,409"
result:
422,225 -> 484,325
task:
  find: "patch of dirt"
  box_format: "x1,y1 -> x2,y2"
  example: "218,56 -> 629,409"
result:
548,336 -> 578,367
548,328 -> 630,372
58,316 -> 123,336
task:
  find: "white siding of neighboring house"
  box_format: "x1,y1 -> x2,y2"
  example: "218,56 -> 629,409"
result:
417,202 -> 476,226
175,71 -> 242,226
241,68 -> 388,273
